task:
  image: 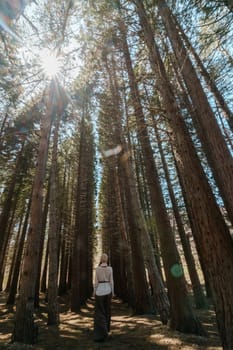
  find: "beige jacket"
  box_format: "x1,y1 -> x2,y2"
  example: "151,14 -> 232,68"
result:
94,263 -> 114,296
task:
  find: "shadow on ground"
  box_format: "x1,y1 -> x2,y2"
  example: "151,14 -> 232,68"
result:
0,293 -> 222,350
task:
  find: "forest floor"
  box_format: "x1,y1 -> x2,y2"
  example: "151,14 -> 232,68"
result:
0,292 -> 222,350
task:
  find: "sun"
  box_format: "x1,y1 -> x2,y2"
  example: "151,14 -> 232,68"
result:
39,49 -> 62,78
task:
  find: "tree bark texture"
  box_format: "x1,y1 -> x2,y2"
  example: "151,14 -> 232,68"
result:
12,84 -> 54,343
134,1 -> 233,347
47,113 -> 61,325
155,126 -> 207,309
118,19 -> 201,330
0,142 -> 25,270
7,197 -> 31,305
157,0 -> 233,226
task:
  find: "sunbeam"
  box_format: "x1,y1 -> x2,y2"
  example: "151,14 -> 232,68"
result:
0,16 -> 22,42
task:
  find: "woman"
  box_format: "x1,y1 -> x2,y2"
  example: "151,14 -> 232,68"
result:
93,253 -> 114,342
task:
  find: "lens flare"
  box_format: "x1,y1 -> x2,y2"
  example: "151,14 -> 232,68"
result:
170,263 -> 183,278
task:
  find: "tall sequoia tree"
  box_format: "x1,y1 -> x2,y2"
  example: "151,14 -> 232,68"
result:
113,14 -> 203,333
153,0 -> 233,226
71,89 -> 96,312
101,49 -> 171,319
133,1 -> 233,348
12,82 -> 56,343
0,141 -> 25,281
97,88 -> 151,314
154,124 -> 207,309
47,107 -> 62,325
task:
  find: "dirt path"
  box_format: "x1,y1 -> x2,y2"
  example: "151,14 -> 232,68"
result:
0,293 -> 222,350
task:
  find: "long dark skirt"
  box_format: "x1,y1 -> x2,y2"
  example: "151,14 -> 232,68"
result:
93,293 -> 111,341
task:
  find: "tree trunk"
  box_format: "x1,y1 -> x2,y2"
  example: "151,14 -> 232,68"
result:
156,0 -> 233,226
134,1 -> 233,347
118,19 -> 203,330
0,188 -> 20,291
71,99 -> 95,311
155,125 -> 207,309
121,152 -> 151,314
58,162 -> 71,296
40,239 -> 49,294
173,14 -> 233,132
7,197 -> 31,305
34,183 -> 49,308
0,142 -> 25,268
173,152 -> 213,300
5,209 -> 24,292
104,50 -> 168,317
114,167 -> 134,303
12,83 -> 54,344
47,113 -> 61,325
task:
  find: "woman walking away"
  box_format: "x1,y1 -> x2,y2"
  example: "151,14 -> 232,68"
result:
93,253 -> 114,342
